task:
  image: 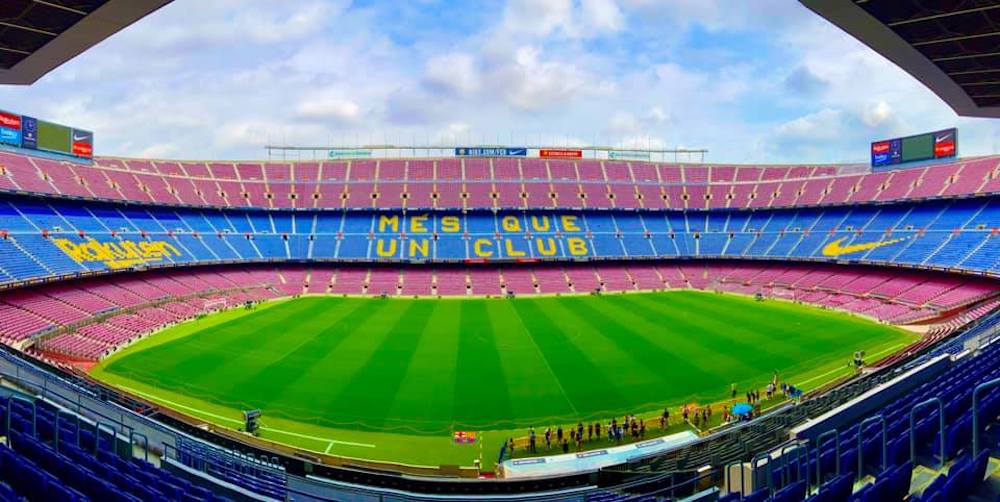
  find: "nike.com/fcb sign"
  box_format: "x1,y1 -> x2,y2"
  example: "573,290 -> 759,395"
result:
455,147 -> 527,157
871,128 -> 957,169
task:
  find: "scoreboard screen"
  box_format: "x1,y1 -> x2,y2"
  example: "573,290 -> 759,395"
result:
871,128 -> 956,169
0,108 -> 92,158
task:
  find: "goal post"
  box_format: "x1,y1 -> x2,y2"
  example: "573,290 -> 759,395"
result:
204,298 -> 228,311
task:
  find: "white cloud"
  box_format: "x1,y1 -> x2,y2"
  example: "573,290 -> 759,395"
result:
502,0 -> 574,38
295,92 -> 363,122
776,109 -> 845,141
860,100 -> 893,128
581,0 -> 625,34
424,53 -> 480,95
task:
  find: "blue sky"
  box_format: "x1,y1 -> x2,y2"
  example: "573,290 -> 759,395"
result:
0,0 -> 997,163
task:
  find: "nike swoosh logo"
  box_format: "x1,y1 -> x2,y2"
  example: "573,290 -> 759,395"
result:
822,236 -> 908,257
73,133 -> 90,141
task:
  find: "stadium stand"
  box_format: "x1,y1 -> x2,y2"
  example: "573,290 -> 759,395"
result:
0,149 -> 998,501
0,152 -> 996,210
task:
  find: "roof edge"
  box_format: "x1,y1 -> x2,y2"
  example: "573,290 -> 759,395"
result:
800,0 -> 1000,119
0,0 -> 173,85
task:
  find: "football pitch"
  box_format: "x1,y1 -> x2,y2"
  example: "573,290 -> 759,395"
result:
91,291 -> 916,468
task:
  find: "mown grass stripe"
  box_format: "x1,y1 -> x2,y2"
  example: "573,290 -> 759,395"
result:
510,298 -> 631,417
325,301 -> 436,428
451,300 -> 514,430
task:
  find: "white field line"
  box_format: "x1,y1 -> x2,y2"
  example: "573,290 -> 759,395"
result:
120,386 -> 375,449
797,344 -> 906,387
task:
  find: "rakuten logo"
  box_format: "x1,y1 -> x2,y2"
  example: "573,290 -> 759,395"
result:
0,113 -> 21,130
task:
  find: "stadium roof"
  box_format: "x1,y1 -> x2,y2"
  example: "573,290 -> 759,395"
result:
802,0 -> 1000,119
0,0 -> 172,85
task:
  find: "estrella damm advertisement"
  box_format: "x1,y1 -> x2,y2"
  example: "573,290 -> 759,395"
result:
52,237 -> 182,269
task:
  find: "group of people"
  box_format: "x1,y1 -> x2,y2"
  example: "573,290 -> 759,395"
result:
506,374 -> 789,460
522,412 -> 668,455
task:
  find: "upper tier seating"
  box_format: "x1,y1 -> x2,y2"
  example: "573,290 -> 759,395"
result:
0,151 -> 995,210
0,194 -> 997,287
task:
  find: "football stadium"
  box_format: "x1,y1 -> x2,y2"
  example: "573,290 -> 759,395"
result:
0,1 -> 999,501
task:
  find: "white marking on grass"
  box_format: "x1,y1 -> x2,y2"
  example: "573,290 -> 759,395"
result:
796,344 -> 906,387
120,386 -> 375,449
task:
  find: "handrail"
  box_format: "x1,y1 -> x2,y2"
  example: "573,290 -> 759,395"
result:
857,415 -> 887,479
55,408 -> 81,453
751,452 -> 773,496
131,431 -> 149,462
6,394 -> 36,444
909,398 -> 945,469
972,377 -> 1000,456
779,442 -> 807,488
814,429 -> 840,488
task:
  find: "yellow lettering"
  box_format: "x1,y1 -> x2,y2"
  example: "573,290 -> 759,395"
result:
52,237 -> 183,269
504,239 -> 526,257
53,239 -> 85,262
378,215 -> 399,233
561,215 -> 580,232
161,242 -> 181,257
530,215 -> 550,232
473,239 -> 493,257
501,215 -> 521,232
120,241 -> 142,259
376,239 -> 397,257
409,239 -> 429,258
440,216 -> 460,233
410,214 -> 429,233
567,237 -> 588,256
535,237 -> 558,256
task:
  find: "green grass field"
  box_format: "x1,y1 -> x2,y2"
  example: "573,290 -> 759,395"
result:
91,291 -> 916,469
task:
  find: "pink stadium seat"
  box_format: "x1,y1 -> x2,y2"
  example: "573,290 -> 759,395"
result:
549,160 -> 577,181
407,160 -> 434,181
463,159 -> 490,181
406,182 -> 435,209
437,159 -> 461,181
533,266 -> 570,294
604,162 -> 632,182
577,160 -> 605,181
434,269 -> 468,296
379,160 -> 406,181
469,267 -> 502,295
521,159 -> 548,180
493,158 -> 520,180
502,268 -> 536,295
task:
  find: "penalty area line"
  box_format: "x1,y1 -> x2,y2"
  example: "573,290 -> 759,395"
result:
119,386 -> 375,449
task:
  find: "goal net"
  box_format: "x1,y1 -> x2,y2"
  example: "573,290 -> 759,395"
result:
204,298 -> 228,311
766,286 -> 796,301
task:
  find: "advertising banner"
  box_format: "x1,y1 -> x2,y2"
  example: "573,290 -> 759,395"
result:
870,139 -> 900,167
21,116 -> 37,149
71,129 -> 94,158
455,147 -> 527,157
0,111 -> 22,147
608,151 -> 651,161
540,149 -> 583,159
328,149 -> 372,159
933,129 -> 956,158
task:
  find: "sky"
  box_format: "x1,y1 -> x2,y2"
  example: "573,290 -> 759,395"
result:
0,0 -> 997,164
